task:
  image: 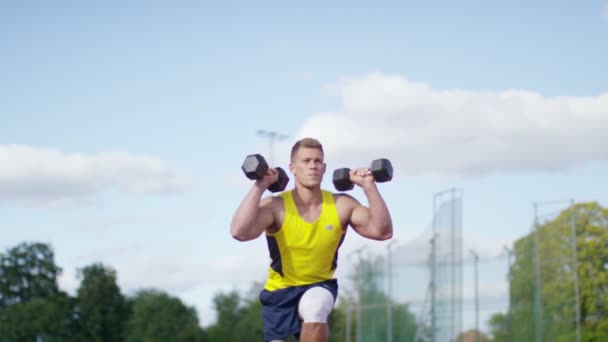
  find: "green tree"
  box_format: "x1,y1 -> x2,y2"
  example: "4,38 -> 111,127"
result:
0,242 -> 77,341
233,283 -> 265,341
487,312 -> 510,342
575,202 -> 608,340
205,290 -> 240,341
204,281 -> 277,341
328,303 -> 346,342
125,289 -> 205,342
74,263 -> 129,341
0,242 -> 62,307
488,202 -> 608,341
0,293 -> 77,342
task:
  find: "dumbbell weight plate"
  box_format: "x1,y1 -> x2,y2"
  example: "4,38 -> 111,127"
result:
241,154 -> 268,180
371,158 -> 393,183
332,168 -> 354,191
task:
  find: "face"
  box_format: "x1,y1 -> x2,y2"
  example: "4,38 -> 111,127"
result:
289,147 -> 326,187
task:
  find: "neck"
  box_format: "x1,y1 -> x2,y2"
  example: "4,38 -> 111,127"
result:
292,185 -> 323,206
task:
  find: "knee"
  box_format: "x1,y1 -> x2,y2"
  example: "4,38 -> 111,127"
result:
297,286 -> 335,323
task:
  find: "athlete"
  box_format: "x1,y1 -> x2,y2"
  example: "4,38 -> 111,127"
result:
230,137 -> 393,342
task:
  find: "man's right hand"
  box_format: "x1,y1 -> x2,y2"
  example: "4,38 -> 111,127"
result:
257,167 -> 280,189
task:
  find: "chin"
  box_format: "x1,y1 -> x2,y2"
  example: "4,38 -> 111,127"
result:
302,182 -> 320,189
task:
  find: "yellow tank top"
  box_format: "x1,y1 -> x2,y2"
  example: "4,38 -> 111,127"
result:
263,190 -> 346,291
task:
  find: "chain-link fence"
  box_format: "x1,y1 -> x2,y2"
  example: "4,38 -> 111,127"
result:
340,196 -> 604,342
342,189 -> 465,342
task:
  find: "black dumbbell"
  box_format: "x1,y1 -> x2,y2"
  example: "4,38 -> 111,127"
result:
241,154 -> 289,193
332,158 -> 393,191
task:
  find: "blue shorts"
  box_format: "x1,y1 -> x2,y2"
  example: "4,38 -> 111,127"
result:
259,279 -> 338,341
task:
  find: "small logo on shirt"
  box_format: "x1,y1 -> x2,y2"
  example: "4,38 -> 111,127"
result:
326,224 -> 334,231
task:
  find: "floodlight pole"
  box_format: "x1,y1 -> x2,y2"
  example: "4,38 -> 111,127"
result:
470,250 -> 480,342
257,129 -> 288,166
387,239 -> 397,342
570,199 -> 581,342
504,245 -> 513,342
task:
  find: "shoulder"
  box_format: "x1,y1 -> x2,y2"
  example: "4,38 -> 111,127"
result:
260,193 -> 286,211
329,191 -> 362,226
331,192 -> 361,209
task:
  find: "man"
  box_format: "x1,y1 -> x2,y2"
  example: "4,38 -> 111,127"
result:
230,137 -> 393,342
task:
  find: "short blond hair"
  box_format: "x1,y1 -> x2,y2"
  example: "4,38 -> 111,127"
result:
290,137 -> 324,161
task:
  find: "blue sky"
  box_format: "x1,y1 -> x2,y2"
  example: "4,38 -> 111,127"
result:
2,0 -> 608,331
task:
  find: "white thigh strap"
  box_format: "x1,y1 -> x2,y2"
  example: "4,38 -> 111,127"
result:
298,286 -> 335,323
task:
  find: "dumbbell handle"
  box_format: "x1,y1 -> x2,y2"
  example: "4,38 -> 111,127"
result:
332,158 -> 393,192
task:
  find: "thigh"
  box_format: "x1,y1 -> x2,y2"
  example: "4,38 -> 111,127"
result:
297,286 -> 336,323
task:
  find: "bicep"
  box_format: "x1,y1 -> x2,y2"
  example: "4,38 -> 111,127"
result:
251,197 -> 280,238
349,204 -> 376,239
337,194 -> 374,239
255,204 -> 275,232
344,197 -> 387,241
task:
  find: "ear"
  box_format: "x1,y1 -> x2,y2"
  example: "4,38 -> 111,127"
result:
289,162 -> 295,174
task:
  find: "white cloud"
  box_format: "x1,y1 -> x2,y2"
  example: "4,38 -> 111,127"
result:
0,144 -> 192,206
297,73 -> 608,179
63,241 -> 268,294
